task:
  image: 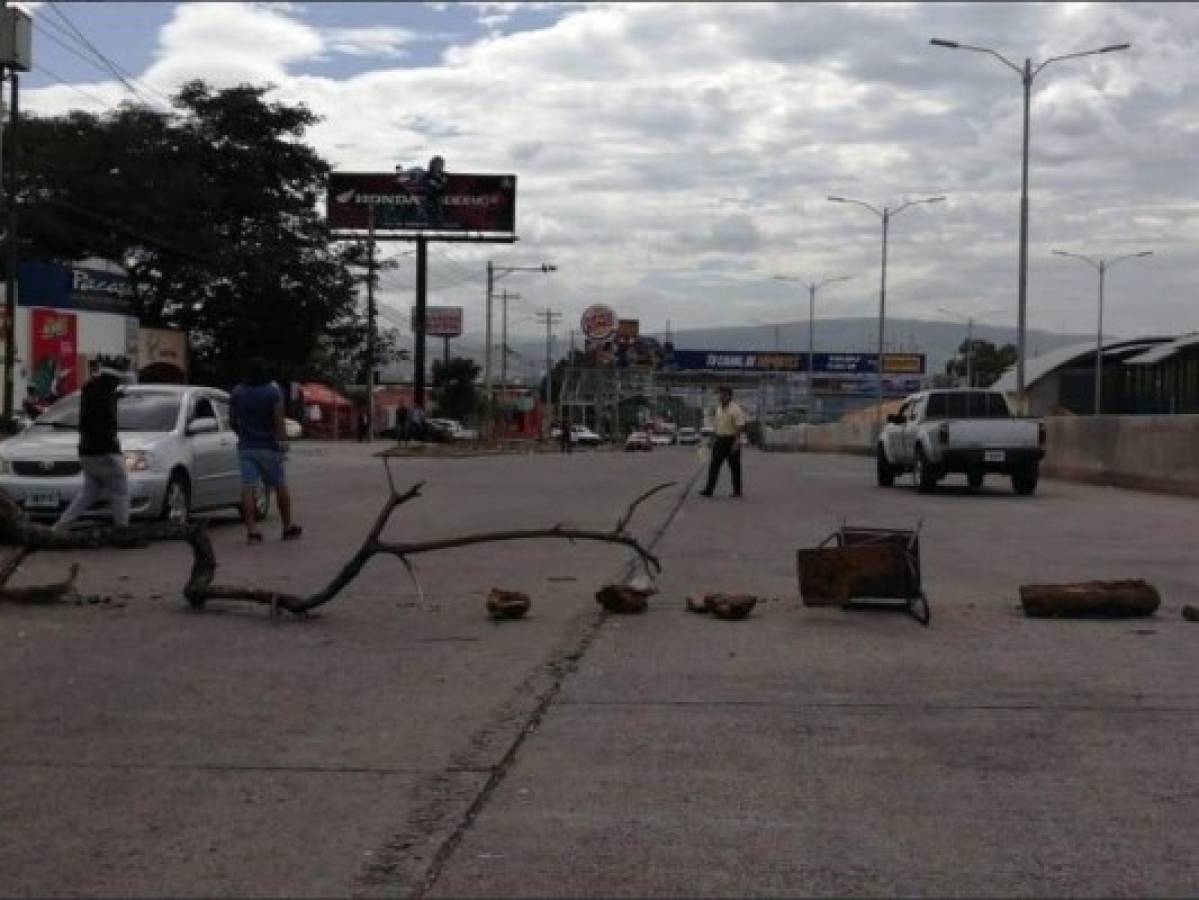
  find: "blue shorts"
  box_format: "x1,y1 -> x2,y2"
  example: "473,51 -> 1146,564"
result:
239,448 -> 286,489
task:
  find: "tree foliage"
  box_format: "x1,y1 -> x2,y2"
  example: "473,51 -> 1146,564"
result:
15,82 -> 372,390
945,339 -> 1017,388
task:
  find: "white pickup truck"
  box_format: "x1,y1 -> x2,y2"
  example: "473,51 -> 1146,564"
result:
876,389 -> 1046,495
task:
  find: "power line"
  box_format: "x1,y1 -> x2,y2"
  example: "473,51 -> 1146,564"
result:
42,2 -> 173,111
30,63 -> 111,108
30,20 -> 167,113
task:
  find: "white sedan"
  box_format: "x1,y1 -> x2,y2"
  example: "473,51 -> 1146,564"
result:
0,385 -> 269,523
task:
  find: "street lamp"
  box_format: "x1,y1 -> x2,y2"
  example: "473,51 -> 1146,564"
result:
828,195 -> 944,428
485,261 -> 556,437
930,37 -> 1131,413
1051,249 -> 1152,415
936,305 -> 1004,388
774,274 -> 852,424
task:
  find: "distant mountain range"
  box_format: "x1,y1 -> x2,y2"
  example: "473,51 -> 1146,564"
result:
380,317 -> 1095,384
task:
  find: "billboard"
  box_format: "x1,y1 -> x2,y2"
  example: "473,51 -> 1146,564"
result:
415,306 -> 464,338
327,171 -> 516,233
658,350 -> 925,375
617,319 -> 640,343
138,327 -> 189,378
30,309 -> 78,399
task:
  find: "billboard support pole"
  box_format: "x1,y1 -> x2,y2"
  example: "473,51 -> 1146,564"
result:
3,72 -> 17,425
365,204 -> 376,442
443,336 -> 450,369
413,235 -> 428,411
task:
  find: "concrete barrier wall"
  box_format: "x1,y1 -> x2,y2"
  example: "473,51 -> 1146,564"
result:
767,415 -> 1199,497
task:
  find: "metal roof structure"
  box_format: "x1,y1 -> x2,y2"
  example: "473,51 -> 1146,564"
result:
1122,332 -> 1199,367
992,337 -> 1173,393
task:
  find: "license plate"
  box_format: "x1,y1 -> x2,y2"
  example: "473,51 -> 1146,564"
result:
25,490 -> 60,509
984,450 -> 1005,463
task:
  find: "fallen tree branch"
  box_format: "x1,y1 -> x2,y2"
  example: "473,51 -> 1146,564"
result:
0,472 -> 670,617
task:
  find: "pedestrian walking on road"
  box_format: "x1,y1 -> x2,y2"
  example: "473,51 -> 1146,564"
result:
699,386 -> 746,498
559,415 -> 572,454
230,357 -> 302,544
357,410 -> 369,443
55,357 -> 133,530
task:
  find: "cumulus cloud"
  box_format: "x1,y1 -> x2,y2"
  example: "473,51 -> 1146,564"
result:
17,1 -> 1199,342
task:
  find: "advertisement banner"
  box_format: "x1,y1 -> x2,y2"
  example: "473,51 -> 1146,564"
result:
658,350 -> 925,375
328,171 -> 516,233
137,327 -> 189,378
30,309 -> 78,399
617,319 -> 640,343
416,306 -> 464,338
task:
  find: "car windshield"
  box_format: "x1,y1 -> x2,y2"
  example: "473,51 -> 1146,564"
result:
35,391 -> 183,433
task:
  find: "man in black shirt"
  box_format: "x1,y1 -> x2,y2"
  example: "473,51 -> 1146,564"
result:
55,359 -> 131,529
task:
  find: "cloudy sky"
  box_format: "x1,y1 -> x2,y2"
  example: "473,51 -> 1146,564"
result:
16,1 -> 1199,350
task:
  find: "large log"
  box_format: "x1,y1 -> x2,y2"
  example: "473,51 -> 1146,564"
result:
1020,580 -> 1160,618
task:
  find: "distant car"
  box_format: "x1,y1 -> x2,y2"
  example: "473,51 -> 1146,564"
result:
428,418 -> 477,442
649,431 -> 674,446
0,384 -> 269,523
285,417 -> 302,439
677,427 -> 699,445
700,425 -> 715,438
551,425 -> 603,446
624,431 -> 652,452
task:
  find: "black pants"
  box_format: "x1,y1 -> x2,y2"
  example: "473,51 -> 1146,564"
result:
705,436 -> 741,495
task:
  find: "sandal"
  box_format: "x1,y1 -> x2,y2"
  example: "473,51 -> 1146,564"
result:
246,532 -> 264,545
282,525 -> 303,541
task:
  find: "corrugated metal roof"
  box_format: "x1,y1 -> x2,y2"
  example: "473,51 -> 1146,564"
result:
991,337 -> 1172,393
1123,332 -> 1199,366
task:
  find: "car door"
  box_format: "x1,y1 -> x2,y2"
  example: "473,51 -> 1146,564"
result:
186,394 -> 232,509
211,397 -> 243,506
885,400 -> 911,464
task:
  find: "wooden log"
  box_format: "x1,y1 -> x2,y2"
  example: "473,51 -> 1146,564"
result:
1020,580 -> 1160,618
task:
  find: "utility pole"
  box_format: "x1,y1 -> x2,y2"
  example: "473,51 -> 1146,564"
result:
500,289 -> 520,393
364,205 -> 376,441
0,0 -> 29,426
536,308 -> 561,434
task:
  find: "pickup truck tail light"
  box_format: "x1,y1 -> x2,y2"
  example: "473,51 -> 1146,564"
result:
938,422 -> 950,445
1038,422 -> 1046,446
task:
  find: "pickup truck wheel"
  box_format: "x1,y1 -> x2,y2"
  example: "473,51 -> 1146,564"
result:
967,470 -> 984,490
1012,464 -> 1039,496
876,446 -> 895,487
914,447 -> 938,494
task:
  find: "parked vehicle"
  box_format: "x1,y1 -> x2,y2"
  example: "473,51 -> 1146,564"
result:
676,427 -> 700,445
285,417 -> 302,439
550,425 -> 603,446
428,418 -> 477,441
649,431 -> 675,446
0,384 -> 270,522
624,431 -> 653,452
876,389 -> 1046,495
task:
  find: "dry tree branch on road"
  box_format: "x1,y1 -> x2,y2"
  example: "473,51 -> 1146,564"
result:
0,462 -> 670,618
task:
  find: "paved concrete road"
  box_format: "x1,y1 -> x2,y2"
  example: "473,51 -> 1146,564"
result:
3,445 -> 1199,897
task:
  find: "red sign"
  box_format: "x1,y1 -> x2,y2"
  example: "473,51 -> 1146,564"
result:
415,306 -> 464,338
328,171 -> 516,233
30,309 -> 78,398
580,304 -> 617,341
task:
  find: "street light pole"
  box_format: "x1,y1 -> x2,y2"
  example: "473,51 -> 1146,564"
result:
829,195 -> 944,429
930,37 -> 1131,413
774,274 -> 851,425
1051,249 -> 1152,415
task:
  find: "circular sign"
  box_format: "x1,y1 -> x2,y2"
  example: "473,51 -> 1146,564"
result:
580,304 -> 617,341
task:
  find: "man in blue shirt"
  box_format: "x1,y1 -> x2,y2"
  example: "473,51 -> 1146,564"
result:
229,358 -> 302,544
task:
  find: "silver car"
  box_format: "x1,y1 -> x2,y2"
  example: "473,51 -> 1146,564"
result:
0,384 -> 267,522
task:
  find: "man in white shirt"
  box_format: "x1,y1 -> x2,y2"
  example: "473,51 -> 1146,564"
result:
700,386 -> 746,498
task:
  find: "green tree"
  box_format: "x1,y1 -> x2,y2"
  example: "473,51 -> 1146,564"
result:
14,82 -> 364,390
945,339 -> 1017,388
432,356 -> 481,421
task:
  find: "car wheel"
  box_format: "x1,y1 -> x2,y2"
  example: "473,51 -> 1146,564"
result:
967,470 -> 984,490
162,472 -> 191,524
914,447 -> 938,494
876,445 -> 895,487
1011,464 -> 1039,496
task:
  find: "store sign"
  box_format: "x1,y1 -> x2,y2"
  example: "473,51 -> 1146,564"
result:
580,304 -> 617,341
30,309 -> 78,398
18,261 -> 135,315
327,171 -> 517,233
415,306 -> 464,338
